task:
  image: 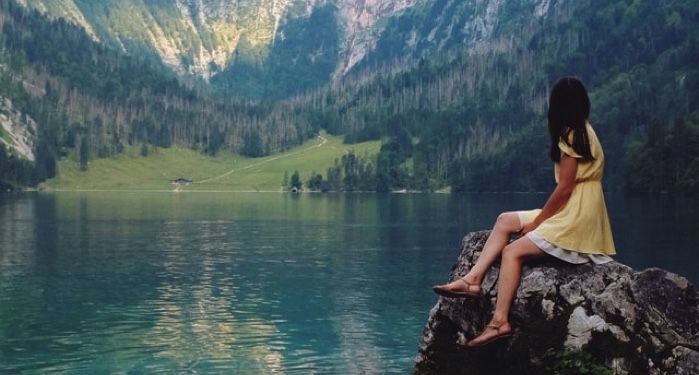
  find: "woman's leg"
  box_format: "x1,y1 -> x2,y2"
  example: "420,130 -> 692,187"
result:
436,212 -> 522,294
467,235 -> 547,346
465,212 -> 523,282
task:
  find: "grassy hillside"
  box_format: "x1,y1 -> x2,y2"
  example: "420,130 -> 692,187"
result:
42,133 -> 380,191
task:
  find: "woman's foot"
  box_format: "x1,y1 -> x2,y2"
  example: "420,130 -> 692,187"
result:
467,320 -> 512,347
432,276 -> 481,298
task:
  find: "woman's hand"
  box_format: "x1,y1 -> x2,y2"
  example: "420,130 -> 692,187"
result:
520,221 -> 538,235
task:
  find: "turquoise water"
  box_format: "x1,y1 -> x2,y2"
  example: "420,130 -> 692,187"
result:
0,192 -> 697,373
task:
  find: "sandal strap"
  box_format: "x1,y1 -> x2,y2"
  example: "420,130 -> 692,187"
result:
457,278 -> 480,291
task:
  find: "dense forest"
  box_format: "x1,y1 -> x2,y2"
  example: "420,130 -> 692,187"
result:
1,0 -> 698,193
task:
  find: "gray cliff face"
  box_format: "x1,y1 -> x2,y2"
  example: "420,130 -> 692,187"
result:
0,96 -> 37,162
334,0 -> 417,77
20,0 -> 300,78
19,0 -> 417,80
415,231 -> 699,374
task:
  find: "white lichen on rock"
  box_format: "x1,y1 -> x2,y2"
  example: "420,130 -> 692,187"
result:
564,306 -> 608,349
541,298 -> 555,319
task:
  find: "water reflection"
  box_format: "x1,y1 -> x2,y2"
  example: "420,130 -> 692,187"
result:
0,192 -> 697,373
142,220 -> 284,373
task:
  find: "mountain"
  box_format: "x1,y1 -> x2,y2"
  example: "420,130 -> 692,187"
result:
19,0 -> 418,97
2,0 -> 698,193
19,0 -> 302,80
19,1 -> 586,99
20,1 -> 602,100
0,0 -> 315,187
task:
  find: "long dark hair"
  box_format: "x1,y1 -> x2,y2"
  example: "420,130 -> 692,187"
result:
547,77 -> 594,162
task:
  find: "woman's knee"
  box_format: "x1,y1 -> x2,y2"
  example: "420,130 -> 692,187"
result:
495,212 -> 520,231
501,243 -> 524,264
503,238 -> 543,264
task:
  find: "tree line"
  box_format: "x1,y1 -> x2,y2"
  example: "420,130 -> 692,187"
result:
283,150 -> 378,192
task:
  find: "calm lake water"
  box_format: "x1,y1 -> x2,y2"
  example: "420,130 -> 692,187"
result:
1,192 -> 697,373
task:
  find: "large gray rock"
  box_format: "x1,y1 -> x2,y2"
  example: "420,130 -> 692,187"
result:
415,231 -> 699,374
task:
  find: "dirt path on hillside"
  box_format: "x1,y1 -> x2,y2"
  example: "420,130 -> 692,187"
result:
193,134 -> 327,185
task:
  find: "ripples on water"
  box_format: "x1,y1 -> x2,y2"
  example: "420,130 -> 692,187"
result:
0,192 -> 697,373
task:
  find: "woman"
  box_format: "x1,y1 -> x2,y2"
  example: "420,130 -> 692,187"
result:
432,76 -> 616,347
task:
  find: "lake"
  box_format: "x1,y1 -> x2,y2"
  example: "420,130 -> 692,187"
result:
1,192 -> 697,373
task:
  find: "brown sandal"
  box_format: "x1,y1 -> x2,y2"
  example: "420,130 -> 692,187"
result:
467,322 -> 512,347
432,278 -> 481,298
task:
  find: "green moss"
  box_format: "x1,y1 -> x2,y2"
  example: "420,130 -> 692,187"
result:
543,348 -> 614,375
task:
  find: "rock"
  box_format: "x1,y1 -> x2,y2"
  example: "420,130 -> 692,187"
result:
0,96 -> 37,162
415,231 -> 699,374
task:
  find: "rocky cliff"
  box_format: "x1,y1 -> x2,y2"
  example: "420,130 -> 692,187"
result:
0,96 -> 36,162
16,0 -> 580,100
20,0 -> 298,78
415,231 -> 699,374
19,0 -> 417,81
334,0 -> 416,77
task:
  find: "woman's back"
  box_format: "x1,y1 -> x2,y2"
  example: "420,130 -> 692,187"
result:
554,122 -> 604,184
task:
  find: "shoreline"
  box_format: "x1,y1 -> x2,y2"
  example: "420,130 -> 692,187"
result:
9,188 -> 556,194
7,187 -> 679,195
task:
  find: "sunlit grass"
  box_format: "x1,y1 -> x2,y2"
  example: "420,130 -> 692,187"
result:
42,132 -> 381,191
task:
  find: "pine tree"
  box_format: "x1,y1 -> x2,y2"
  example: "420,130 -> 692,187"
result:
290,171 -> 302,190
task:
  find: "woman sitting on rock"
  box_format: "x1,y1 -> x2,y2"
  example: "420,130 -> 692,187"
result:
432,76 -> 616,347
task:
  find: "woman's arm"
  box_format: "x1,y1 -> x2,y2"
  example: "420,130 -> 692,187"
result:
521,155 -> 578,234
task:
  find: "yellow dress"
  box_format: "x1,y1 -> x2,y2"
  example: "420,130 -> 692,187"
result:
518,122 -> 616,255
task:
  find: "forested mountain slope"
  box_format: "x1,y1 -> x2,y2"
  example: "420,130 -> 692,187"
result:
295,0 -> 699,192
0,0 -> 314,187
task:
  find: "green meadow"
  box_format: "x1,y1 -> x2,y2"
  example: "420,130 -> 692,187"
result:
42,132 -> 380,191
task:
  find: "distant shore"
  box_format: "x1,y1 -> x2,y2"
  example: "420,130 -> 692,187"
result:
11,187 -> 558,194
